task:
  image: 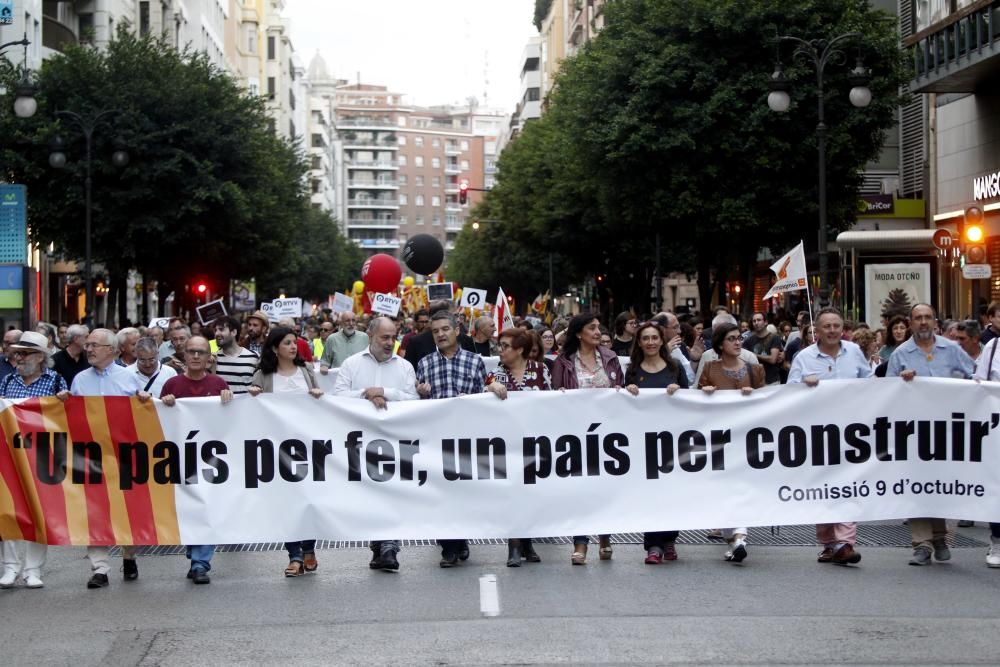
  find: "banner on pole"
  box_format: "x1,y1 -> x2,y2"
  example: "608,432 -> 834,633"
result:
3,378 -> 1000,545
763,242 -> 808,301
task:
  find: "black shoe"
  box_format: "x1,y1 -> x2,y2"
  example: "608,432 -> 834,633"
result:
87,573 -> 109,589
379,552 -> 399,571
123,559 -> 138,581
507,545 -> 522,567
457,543 -> 470,561
186,568 -> 195,579
522,540 -> 541,563
440,552 -> 458,568
369,543 -> 380,569
192,570 -> 210,584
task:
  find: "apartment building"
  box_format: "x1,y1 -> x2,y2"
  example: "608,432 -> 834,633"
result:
497,37 -> 541,154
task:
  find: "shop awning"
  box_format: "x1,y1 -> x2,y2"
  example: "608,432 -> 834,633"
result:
835,229 -> 938,251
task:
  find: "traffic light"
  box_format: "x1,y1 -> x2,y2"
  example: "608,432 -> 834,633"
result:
195,281 -> 208,295
459,180 -> 469,205
964,206 -> 987,264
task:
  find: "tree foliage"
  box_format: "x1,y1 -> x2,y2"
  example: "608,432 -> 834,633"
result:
452,0 -> 907,315
0,28 -> 318,316
534,0 -> 554,31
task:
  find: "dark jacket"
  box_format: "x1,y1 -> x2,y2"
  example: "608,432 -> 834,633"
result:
404,329 -> 477,371
551,346 -> 624,389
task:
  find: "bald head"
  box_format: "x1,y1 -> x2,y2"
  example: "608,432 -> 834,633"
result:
368,316 -> 397,361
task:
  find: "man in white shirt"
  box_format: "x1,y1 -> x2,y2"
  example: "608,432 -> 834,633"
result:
126,337 -> 176,397
333,317 -> 418,571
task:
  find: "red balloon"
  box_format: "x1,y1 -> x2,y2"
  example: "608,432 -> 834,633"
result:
361,254 -> 402,294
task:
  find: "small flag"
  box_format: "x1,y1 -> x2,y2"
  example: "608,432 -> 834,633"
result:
763,242 -> 808,301
495,287 -> 515,333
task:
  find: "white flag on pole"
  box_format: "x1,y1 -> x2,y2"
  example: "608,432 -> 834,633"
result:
495,287 -> 515,333
762,241 -> 808,301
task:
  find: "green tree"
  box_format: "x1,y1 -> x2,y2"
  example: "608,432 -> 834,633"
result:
0,28 -> 309,321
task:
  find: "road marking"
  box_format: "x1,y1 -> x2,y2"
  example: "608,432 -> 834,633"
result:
479,574 -> 500,617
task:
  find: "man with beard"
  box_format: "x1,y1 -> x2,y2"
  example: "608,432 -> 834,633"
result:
243,310 -> 270,356
319,311 -> 369,373
0,328 -> 21,383
0,331 -> 68,589
745,312 -> 783,386
887,303 -> 974,566
214,316 -> 259,394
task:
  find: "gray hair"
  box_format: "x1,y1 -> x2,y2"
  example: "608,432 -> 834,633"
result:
367,316 -> 395,334
135,337 -> 159,356
67,324 -> 89,341
171,325 -> 192,339
91,328 -> 119,353
116,327 -> 140,348
711,313 -> 738,329
431,309 -> 457,328
474,315 -> 494,331
278,317 -> 296,328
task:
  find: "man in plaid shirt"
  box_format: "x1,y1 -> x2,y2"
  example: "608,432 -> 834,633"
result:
416,310 -> 486,567
0,331 -> 67,590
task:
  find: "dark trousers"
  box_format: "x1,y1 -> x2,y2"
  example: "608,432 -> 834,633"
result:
285,540 -> 316,562
991,523 -> 1000,539
643,531 -> 680,550
573,534 -> 610,546
437,539 -> 467,556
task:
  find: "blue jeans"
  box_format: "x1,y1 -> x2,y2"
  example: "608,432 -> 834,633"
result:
186,545 -> 214,573
286,540 -> 316,562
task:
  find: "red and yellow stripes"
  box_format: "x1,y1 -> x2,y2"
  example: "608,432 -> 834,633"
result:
0,396 -> 179,546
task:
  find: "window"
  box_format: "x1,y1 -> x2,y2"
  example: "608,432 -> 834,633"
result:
398,216 -> 407,224
311,156 -> 322,170
79,13 -> 94,42
432,157 -> 440,168
461,140 -> 469,150
432,138 -> 440,148
415,215 -> 424,225
398,156 -> 407,167
267,77 -> 275,99
415,175 -> 424,186
398,136 -> 406,146
398,175 -> 407,185
527,87 -> 540,102
432,215 -> 441,226
415,195 -> 425,206
414,156 -> 424,167
246,26 -> 257,53
432,176 -> 440,187
139,1 -> 150,36
414,136 -> 424,147
431,196 -> 440,207
399,194 -> 408,205
312,134 -> 323,148
461,160 -> 469,170
267,35 -> 276,60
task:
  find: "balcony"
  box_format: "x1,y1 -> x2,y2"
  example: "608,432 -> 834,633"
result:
445,202 -> 463,212
347,219 -> 401,229
444,144 -> 462,155
444,183 -> 459,193
337,118 -> 397,129
347,180 -> 399,189
346,159 -> 399,170
347,198 -> 400,208
907,1 -> 1000,93
42,15 -> 77,53
444,163 -> 461,175
352,238 -> 402,250
341,139 -> 399,150
445,219 -> 464,230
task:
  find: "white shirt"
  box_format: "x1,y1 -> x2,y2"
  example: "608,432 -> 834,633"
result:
333,348 -> 418,401
70,362 -> 143,397
694,348 -> 758,386
974,337 -> 1000,381
672,348 -> 694,386
125,361 -> 177,397
274,370 -> 310,394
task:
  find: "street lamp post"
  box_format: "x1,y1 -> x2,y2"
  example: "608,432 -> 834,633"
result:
767,33 -> 872,307
48,109 -> 129,325
0,32 -> 37,118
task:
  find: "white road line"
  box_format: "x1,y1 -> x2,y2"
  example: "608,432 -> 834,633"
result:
479,574 -> 501,617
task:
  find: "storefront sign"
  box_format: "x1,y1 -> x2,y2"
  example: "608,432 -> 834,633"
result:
973,170 -> 1000,201
859,194 -> 894,214
864,263 -> 931,324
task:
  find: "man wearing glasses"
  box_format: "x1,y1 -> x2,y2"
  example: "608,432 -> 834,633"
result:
126,337 -> 177,397
0,328 -> 22,383
159,336 -> 233,585
56,328 -> 146,588
0,331 -> 69,589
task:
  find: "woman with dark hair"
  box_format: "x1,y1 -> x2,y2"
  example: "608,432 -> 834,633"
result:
697,322 -> 763,565
487,328 -> 551,567
879,315 -> 910,361
611,311 -> 637,356
539,328 -> 558,357
552,313 -> 624,565
248,327 -> 324,577
526,329 -> 554,374
624,322 -> 688,564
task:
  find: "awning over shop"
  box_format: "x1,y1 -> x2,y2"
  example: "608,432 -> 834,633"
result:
835,229 -> 937,252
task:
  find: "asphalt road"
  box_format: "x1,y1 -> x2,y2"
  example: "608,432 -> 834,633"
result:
2,529 -> 1000,665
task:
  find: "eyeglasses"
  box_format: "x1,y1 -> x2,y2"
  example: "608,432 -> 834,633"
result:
185,349 -> 210,357
723,335 -> 742,343
498,342 -> 513,350
11,350 -> 41,358
83,343 -> 111,350
541,333 -> 554,339
136,356 -> 158,363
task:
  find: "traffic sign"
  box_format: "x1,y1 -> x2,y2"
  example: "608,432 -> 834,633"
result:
932,228 -> 955,251
962,264 -> 992,279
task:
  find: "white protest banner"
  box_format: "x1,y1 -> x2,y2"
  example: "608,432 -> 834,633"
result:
148,317 -> 170,330
196,298 -> 227,325
763,241 -> 808,301
272,297 -> 303,319
461,288 -> 487,309
371,292 -> 402,317
4,378 -> 1000,545
259,302 -> 278,322
331,292 -> 354,314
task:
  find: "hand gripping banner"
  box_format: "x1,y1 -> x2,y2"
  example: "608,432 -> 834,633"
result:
2,378 -> 1000,546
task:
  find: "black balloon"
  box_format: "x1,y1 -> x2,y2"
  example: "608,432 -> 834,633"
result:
402,234 -> 444,275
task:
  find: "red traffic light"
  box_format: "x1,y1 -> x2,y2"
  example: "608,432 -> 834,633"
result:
459,180 -> 469,205
196,282 -> 208,294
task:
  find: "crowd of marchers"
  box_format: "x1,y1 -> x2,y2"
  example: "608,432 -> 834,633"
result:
2,299 -> 999,590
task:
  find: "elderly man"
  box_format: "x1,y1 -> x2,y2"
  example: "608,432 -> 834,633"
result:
334,317 -> 418,571
159,336 -> 233,585
158,317 -> 186,361
126,337 -> 177,397
116,327 -> 141,366
57,328 -> 146,588
320,311 -> 369,373
788,307 -> 872,566
654,312 -> 696,386
52,324 -> 90,386
0,328 -> 22,382
405,301 -> 477,370
416,310 -> 486,568
471,316 -> 498,357
887,303 -> 974,566
0,331 -> 69,589
162,325 -> 191,373
693,313 -> 758,386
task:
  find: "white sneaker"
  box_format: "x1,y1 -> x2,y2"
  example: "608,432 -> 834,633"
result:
23,574 -> 43,589
724,537 -> 748,563
0,569 -> 17,588
987,538 -> 1000,569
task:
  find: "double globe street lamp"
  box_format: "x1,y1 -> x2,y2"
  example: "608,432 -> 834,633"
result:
767,33 -> 872,307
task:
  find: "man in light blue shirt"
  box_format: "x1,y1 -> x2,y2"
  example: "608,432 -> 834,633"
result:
886,303 -> 973,566
57,328 -> 145,589
788,307 -> 872,566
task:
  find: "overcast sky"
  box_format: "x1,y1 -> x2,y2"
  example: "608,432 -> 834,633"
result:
284,0 -> 537,111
